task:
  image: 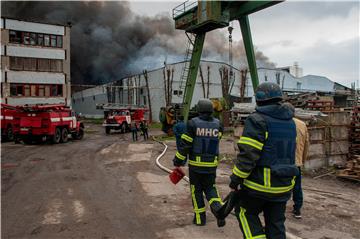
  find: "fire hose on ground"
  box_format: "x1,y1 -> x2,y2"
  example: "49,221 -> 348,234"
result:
152,136 -> 189,183
152,136 -> 302,239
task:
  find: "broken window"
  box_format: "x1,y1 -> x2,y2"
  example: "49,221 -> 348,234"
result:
10,84 -> 17,96
44,35 -> 50,46
30,33 -> 37,45
37,34 -> 44,46
50,35 -> 57,47
50,85 -> 57,96
56,36 -> 63,48
57,85 -> 63,96
173,90 -> 183,95
23,32 -> 31,45
9,30 -> 21,43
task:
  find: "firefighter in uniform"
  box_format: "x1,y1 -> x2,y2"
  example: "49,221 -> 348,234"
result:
229,82 -> 299,239
173,99 -> 225,227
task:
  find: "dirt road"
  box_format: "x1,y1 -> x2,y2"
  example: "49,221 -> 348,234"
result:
2,123 -> 359,239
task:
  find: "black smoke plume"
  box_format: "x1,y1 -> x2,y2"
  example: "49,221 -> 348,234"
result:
1,1 -> 276,86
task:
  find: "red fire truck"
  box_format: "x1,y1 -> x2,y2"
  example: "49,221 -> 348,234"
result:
102,105 -> 149,134
13,104 -> 84,144
1,104 -> 18,141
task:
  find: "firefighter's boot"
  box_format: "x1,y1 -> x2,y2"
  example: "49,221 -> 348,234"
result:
210,204 -> 226,227
193,212 -> 206,226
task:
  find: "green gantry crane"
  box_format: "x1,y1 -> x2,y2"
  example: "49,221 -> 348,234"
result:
173,1 -> 281,121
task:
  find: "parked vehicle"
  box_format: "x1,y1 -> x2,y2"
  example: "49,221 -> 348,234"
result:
102,105 -> 149,134
1,104 -> 18,141
12,104 -> 84,144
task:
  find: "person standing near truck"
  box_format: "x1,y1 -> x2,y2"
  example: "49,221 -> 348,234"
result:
131,121 -> 138,141
140,120 -> 149,140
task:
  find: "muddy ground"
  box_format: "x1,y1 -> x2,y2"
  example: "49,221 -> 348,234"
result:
1,123 -> 359,239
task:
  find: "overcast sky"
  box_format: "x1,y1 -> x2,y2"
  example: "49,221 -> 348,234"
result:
130,1 -> 359,87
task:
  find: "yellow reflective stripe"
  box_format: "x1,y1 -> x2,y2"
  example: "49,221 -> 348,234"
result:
209,197 -> 222,205
191,185 -> 201,224
181,134 -> 193,143
233,166 -> 251,178
265,131 -> 268,139
196,156 -> 201,162
264,168 -> 271,187
194,207 -> 206,213
251,234 -> 265,239
213,184 -> 224,205
175,151 -> 186,160
239,207 -> 252,238
243,177 -> 296,194
218,132 -> 223,139
189,159 -> 218,167
238,137 -> 264,150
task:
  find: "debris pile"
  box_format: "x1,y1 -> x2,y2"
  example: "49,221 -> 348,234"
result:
338,106 -> 360,182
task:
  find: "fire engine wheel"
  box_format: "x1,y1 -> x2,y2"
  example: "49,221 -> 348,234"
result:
105,127 -> 111,134
6,126 -> 14,141
121,123 -> 127,133
73,126 -> 84,140
52,127 -> 61,144
61,128 -> 68,143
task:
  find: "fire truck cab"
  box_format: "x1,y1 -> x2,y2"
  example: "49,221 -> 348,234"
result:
1,104 -> 18,141
13,104 -> 84,144
102,105 -> 149,134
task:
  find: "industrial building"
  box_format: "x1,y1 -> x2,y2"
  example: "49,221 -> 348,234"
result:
0,17 -> 71,106
72,60 -> 353,120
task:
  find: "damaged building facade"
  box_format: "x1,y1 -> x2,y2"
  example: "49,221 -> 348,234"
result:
72,60 -> 353,120
0,17 -> 71,106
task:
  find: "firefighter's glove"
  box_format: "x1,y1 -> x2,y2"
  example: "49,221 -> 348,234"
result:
229,174 -> 243,191
173,158 -> 183,167
229,180 -> 241,191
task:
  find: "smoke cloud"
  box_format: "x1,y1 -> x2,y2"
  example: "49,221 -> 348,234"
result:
2,1 -> 276,86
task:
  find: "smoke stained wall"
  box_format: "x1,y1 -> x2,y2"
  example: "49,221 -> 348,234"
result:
2,1 -> 276,86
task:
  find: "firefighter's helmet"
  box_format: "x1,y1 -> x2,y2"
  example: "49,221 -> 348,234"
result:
255,82 -> 283,102
197,99 -> 213,114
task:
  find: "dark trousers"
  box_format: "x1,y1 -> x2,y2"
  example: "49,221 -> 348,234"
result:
131,129 -> 137,141
235,193 -> 287,239
189,170 -> 223,225
142,129 -> 149,140
292,167 -> 303,211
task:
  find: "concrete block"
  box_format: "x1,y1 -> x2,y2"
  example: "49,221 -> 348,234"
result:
328,155 -> 347,166
329,141 -> 349,154
330,126 -> 349,140
328,112 -> 351,125
309,143 -> 325,157
304,157 -> 326,169
308,128 -> 324,141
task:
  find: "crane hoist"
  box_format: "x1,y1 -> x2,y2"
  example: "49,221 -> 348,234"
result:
172,1 -> 281,121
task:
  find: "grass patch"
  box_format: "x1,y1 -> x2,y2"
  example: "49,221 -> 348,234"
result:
84,129 -> 98,134
150,122 -> 162,129
83,118 -> 104,125
153,134 -> 175,142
